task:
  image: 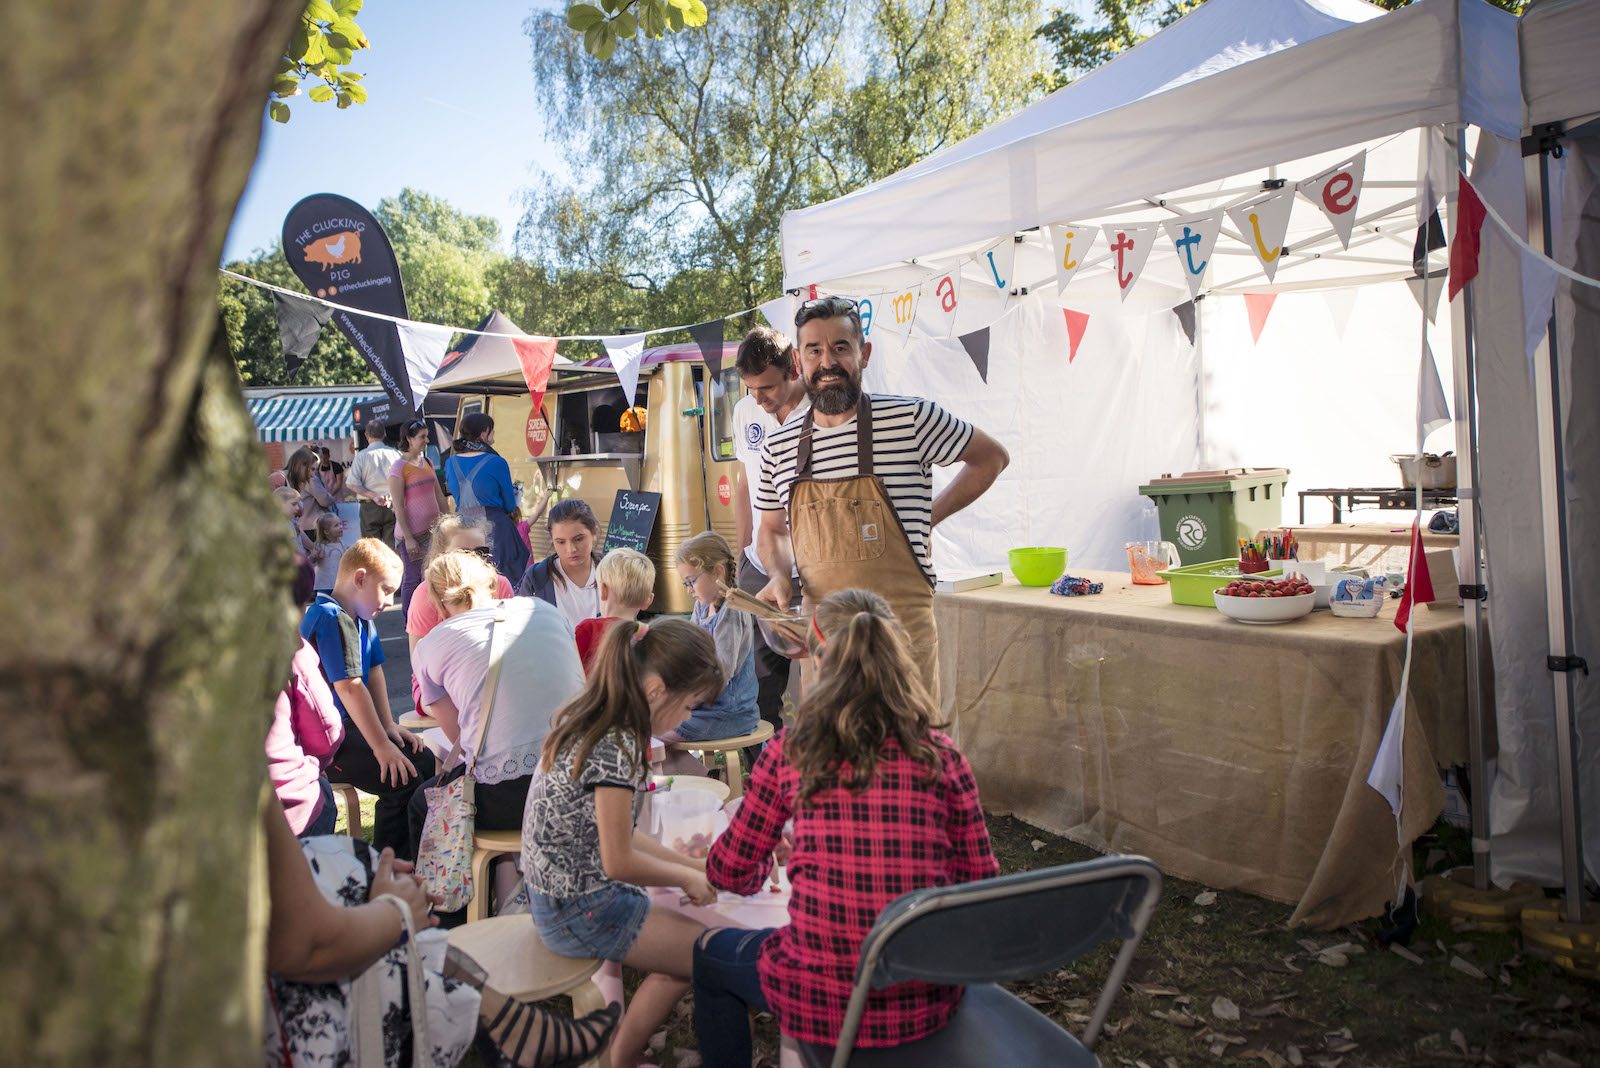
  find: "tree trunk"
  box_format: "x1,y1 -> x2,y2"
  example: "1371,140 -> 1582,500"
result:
0,2 -> 305,1062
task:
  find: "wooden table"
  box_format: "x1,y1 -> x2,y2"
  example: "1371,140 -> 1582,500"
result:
1271,523 -> 1459,576
934,571 -> 1467,928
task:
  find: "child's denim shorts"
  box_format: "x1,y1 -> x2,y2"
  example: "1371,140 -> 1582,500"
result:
528,882 -> 650,962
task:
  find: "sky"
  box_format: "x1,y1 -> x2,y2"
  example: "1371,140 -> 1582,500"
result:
223,1 -> 566,263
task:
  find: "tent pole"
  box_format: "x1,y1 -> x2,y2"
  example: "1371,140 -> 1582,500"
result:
1194,296 -> 1208,468
1447,133 -> 1493,893
1533,138 -> 1587,922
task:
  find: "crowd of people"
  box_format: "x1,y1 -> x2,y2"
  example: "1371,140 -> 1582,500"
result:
260,302 -> 1008,1067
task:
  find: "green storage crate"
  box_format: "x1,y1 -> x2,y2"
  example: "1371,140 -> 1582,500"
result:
1155,559 -> 1282,606
1139,468 -> 1290,565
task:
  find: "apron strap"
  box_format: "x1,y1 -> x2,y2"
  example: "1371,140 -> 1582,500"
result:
795,393 -> 873,479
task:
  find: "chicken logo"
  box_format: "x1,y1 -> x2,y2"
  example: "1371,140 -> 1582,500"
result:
302,230 -> 363,271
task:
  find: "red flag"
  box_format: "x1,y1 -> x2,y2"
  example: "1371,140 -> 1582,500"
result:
1393,517 -> 1436,632
1448,176 -> 1488,301
512,336 -> 559,415
1244,292 -> 1277,344
1063,308 -> 1090,363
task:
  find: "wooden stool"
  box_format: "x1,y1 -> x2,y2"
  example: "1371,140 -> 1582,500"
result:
469,828 -> 523,924
329,782 -> 363,839
397,712 -> 438,731
669,720 -> 774,799
448,916 -> 611,1068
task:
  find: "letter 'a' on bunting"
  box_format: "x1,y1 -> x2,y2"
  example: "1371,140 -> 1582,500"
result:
1099,223 -> 1159,302
1227,189 -> 1297,283
600,334 -> 647,408
1049,224 -> 1098,295
1063,308 -> 1090,363
1161,211 -> 1224,301
931,270 -> 961,337
1297,150 -> 1366,250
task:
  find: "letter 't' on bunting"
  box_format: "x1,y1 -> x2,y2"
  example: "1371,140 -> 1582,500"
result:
1297,150 -> 1365,250
885,285 -> 920,336
932,271 -> 961,337
395,321 -> 455,412
1161,212 -> 1223,301
1049,223 -> 1098,295
1243,292 -> 1277,344
958,326 -> 990,383
511,336 -> 560,415
689,319 -> 726,376
272,291 -> 333,377
1172,301 -> 1197,346
1226,189 -> 1296,283
1447,175 -> 1488,301
1063,308 -> 1090,363
601,334 -> 647,407
1100,223 -> 1159,302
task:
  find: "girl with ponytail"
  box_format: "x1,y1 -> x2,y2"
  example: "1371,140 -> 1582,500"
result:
692,589 -> 999,1068
521,618 -> 725,1068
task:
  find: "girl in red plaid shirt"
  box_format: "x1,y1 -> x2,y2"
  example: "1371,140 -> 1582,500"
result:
696,589 -> 998,1066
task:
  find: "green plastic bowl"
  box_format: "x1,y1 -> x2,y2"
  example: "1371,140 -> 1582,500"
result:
1008,546 -> 1068,587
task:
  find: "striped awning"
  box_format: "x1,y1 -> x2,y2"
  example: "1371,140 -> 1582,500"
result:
247,393 -> 380,444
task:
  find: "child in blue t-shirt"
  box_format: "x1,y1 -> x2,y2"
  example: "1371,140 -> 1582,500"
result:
300,537 -> 435,858
662,533 -> 758,776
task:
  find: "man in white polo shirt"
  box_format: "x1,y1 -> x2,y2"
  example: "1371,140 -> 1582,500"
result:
731,326 -> 809,732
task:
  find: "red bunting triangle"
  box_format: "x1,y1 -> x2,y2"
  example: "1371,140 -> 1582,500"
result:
1244,292 -> 1277,344
512,336 -> 559,415
1393,517 -> 1437,632
1448,175 -> 1488,301
1063,309 -> 1090,363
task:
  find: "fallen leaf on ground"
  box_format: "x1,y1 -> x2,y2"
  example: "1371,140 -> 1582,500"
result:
1194,890 -> 1217,906
1030,838 -> 1045,851
1389,943 -> 1425,964
1316,949 -> 1349,968
1165,1059 -> 1181,1068
1450,955 -> 1488,980
1131,983 -> 1181,997
1286,1044 -> 1303,1066
1212,996 -> 1241,1022
1450,1028 -> 1469,1055
1325,1039 -> 1359,1054
676,1053 -> 702,1068
1191,913 -> 1207,925
648,1031 -> 668,1053
1298,938 -> 1323,954
1248,1002 -> 1288,1018
1241,1050 -> 1289,1068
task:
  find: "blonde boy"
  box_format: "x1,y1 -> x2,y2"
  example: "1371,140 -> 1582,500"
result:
574,548 -> 656,673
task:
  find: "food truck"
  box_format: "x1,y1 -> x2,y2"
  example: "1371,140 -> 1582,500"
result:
433,334 -> 746,615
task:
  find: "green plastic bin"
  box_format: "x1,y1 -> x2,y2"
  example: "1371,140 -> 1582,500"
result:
1138,468 -> 1290,565
1154,558 -> 1282,606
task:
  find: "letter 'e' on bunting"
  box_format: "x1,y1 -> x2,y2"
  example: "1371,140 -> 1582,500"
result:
1227,189 -> 1296,283
1161,211 -> 1223,301
931,271 -> 961,337
1063,308 -> 1090,363
601,334 -> 647,408
1100,223 -> 1159,302
689,318 -> 726,376
1297,150 -> 1365,250
1049,224 -> 1098,295
886,285 -> 920,336
959,326 -> 990,382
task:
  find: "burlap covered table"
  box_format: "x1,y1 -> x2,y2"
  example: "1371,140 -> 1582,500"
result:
935,571 -> 1467,928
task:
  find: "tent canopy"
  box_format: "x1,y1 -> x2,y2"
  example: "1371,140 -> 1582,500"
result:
248,391 -> 380,444
1520,0 -> 1600,129
430,309 -> 574,391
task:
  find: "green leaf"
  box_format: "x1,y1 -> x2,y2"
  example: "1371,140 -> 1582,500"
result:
324,41 -> 354,64
583,21 -> 606,54
613,11 -> 637,38
288,22 -> 313,61
309,84 -> 335,103
277,55 -> 296,74
595,24 -> 618,59
272,74 -> 300,97
641,0 -> 667,36
600,0 -> 622,12
300,30 -> 325,65
304,0 -> 337,23
665,5 -> 685,32
336,91 -> 352,108
680,0 -> 707,28
567,3 -> 605,31
342,81 -> 368,103
332,0 -> 363,15
268,100 -> 291,123
339,70 -> 364,81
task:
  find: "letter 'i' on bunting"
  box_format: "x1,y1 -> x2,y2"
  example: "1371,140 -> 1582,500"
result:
601,334 -> 647,407
1063,308 -> 1090,363
932,271 -> 961,337
1244,292 -> 1277,344
1297,150 -> 1365,250
886,285 -> 920,336
958,326 -> 990,382
689,319 -> 726,376
512,336 -> 560,415
1049,224 -> 1098,294
1226,189 -> 1296,283
1100,223 -> 1159,301
1161,211 -> 1224,301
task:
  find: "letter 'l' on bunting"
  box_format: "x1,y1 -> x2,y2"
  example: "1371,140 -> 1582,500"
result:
395,321 -> 454,411
885,285 -> 920,336
601,334 -> 647,407
931,270 -> 961,337
1063,308 -> 1090,363
1227,189 -> 1296,283
1101,223 -> 1159,301
512,336 -> 560,415
1049,224 -> 1098,294
1297,150 -> 1365,250
1244,292 -> 1277,344
959,326 -> 990,382
981,237 -> 1017,304
1161,211 -> 1223,301
689,319 -> 726,376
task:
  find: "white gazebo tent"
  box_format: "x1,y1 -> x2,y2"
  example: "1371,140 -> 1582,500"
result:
779,0 -> 1580,902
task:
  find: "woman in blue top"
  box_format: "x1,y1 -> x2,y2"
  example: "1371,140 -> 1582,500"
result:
445,412 -> 530,583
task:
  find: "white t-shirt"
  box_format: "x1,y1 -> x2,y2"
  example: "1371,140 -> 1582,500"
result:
347,441 -> 402,500
733,393 -> 809,574
413,598 -> 583,784
550,559 -> 601,632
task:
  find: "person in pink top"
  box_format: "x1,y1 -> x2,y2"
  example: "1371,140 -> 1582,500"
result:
267,560 -> 347,836
405,515 -> 513,715
696,588 -> 998,1066
388,418 -> 450,616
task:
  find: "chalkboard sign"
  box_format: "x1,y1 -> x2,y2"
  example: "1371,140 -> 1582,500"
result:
604,489 -> 662,554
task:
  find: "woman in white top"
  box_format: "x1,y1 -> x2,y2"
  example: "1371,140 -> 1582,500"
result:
406,551 -> 586,889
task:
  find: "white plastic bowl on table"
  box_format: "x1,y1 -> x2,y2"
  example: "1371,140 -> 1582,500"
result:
1212,588 -> 1315,624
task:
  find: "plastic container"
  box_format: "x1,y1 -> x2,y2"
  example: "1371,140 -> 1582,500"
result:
1126,540 -> 1180,584
1329,576 -> 1387,617
1154,558 -> 1282,607
651,789 -> 722,859
1139,468 -> 1291,565
650,774 -> 732,803
1008,547 -> 1067,586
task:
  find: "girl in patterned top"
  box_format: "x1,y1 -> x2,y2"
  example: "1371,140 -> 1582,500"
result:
521,619 -> 725,1068
695,589 -> 998,1066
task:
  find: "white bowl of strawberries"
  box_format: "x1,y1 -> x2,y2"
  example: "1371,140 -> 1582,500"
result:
1213,577 -> 1316,624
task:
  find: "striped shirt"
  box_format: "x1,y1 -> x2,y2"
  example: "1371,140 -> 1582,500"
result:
756,394 -> 973,582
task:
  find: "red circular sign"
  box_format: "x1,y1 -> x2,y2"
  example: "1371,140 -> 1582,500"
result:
525,413 -> 550,457
717,475 -> 732,506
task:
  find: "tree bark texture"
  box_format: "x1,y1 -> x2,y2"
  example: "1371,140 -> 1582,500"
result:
0,2 -> 307,1062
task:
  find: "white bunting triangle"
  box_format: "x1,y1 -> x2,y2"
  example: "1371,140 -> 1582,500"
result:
1418,340 -> 1452,440
1324,287 -> 1359,340
601,334 -> 647,407
1297,151 -> 1366,250
758,295 -> 796,336
1406,275 -> 1444,324
979,237 -> 1017,304
1161,211 -> 1224,301
1226,189 -> 1297,283
884,283 -> 921,336
856,293 -> 883,340
396,321 -> 455,412
1100,223 -> 1160,302
929,270 -> 962,337
1049,223 -> 1098,295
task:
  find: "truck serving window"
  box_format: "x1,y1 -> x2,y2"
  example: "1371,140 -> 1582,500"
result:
707,367 -> 739,460
555,382 -> 642,455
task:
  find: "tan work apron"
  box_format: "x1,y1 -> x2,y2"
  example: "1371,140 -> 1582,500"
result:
789,394 -> 940,699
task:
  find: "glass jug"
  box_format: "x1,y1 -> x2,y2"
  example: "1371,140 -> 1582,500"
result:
1126,540 -> 1181,584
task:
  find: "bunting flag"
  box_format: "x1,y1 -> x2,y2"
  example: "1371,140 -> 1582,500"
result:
1244,292 -> 1277,344
1367,689 -> 1407,816
1413,211 -> 1446,275
930,270 -> 962,337
1049,223 -> 1098,294
885,284 -> 920,336
1406,275 -> 1443,324
1522,247 -> 1559,362
980,237 -> 1017,302
1447,176 -> 1488,301
1172,301 -> 1197,346
1324,287 -> 1359,340
395,322 -> 454,411
857,294 -> 879,339
758,295 -> 796,336
958,326 -> 990,382
1162,211 -> 1223,300
1101,223 -> 1159,302
1393,517 -> 1436,633
272,291 -> 333,377
1063,308 -> 1090,363
689,318 -> 726,376
601,334 -> 647,407
1418,340 -> 1451,439
512,336 -> 560,415
1297,151 -> 1366,250
1227,189 -> 1296,283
